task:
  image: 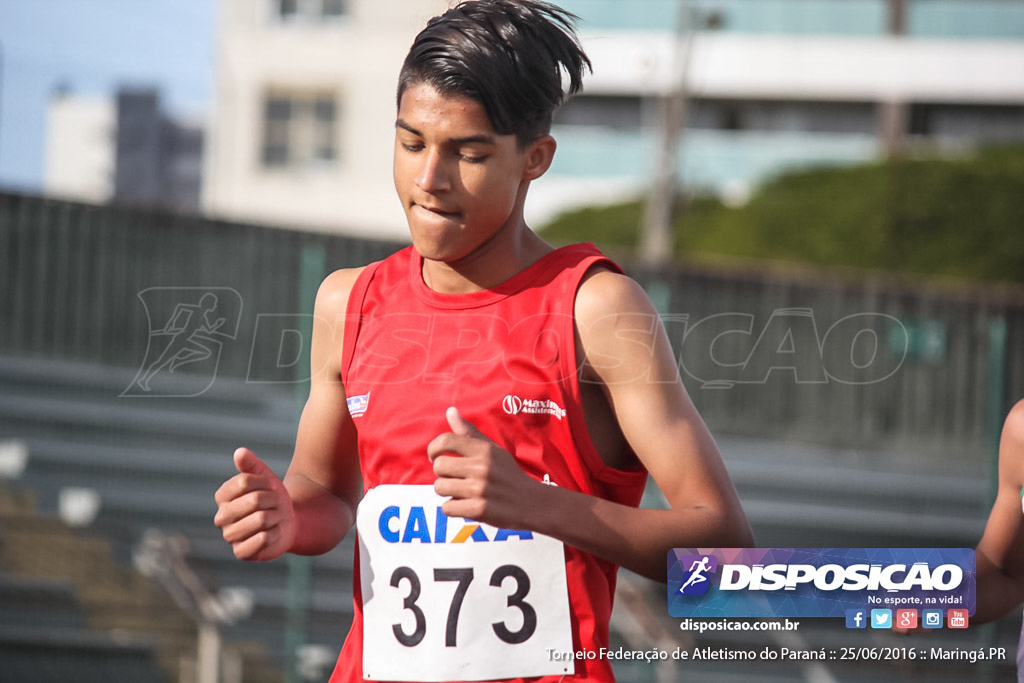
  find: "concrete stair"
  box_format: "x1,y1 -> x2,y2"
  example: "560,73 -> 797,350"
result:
0,355 -> 348,681
0,353 -> 1018,682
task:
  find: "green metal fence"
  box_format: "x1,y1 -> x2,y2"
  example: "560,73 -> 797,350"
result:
2,190 -> 1021,461
0,191 -> 400,382
628,260 -> 1024,465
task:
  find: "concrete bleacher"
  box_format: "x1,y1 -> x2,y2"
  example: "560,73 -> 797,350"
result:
0,573 -> 83,630
0,485 -> 176,682
0,352 -> 1019,682
0,624 -> 168,683
0,354 -> 351,682
719,436 -> 991,549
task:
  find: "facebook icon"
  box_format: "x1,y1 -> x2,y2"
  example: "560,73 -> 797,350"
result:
845,609 -> 866,629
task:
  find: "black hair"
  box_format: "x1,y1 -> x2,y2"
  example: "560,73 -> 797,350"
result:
397,0 -> 591,147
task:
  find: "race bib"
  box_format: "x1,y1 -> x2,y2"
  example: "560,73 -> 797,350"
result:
357,485 -> 573,681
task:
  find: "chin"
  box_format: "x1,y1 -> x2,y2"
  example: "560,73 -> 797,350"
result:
407,221 -> 463,262
408,231 -> 454,263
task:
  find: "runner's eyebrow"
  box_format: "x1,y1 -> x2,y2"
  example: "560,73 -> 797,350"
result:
395,119 -> 496,147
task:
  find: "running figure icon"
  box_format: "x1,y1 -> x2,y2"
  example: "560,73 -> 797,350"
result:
136,293 -> 227,392
678,556 -> 713,594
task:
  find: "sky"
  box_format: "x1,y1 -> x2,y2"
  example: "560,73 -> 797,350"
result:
0,0 -> 215,192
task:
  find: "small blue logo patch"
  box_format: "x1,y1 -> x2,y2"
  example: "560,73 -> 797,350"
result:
347,392 -> 370,417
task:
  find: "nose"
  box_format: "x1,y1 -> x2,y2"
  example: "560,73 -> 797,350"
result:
415,148 -> 450,193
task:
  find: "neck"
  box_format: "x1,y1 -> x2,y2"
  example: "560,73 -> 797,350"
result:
421,223 -> 553,294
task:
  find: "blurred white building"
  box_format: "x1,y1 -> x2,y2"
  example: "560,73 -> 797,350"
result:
44,91 -> 116,204
202,0 -> 448,239
44,87 -> 205,213
201,0 -> 1024,240
552,0 -> 1024,213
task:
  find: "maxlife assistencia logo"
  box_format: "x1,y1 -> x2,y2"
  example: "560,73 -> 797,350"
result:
502,394 -> 567,420
378,503 -> 535,544
667,548 -> 976,618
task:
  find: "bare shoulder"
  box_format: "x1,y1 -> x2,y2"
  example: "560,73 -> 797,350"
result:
308,267 -> 366,386
573,266 -> 675,387
1001,398 -> 1024,483
315,267 -> 366,320
574,266 -> 657,325
1005,399 -> 1024,446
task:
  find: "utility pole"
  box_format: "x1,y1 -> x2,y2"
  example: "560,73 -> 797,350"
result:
880,0 -> 909,156
0,39 -> 5,172
640,3 -> 721,266
640,2 -> 692,266
284,243 -> 325,683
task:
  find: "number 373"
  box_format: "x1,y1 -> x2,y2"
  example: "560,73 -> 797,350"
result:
390,564 -> 537,648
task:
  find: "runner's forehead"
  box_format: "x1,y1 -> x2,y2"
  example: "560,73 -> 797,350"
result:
395,82 -> 510,146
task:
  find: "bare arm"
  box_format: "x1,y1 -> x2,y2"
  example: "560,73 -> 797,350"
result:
430,270 -> 753,581
214,268 -> 364,560
973,399 -> 1024,624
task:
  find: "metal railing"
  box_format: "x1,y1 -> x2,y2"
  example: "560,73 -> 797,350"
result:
2,190 -> 1021,460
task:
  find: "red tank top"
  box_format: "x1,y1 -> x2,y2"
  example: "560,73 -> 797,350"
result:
331,244 -> 648,682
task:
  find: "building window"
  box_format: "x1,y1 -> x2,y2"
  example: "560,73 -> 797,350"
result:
274,0 -> 347,21
909,103 -> 1024,142
261,92 -> 339,169
554,95 -> 649,130
278,0 -> 299,19
322,0 -> 345,18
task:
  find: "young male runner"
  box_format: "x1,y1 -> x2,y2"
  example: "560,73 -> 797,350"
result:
897,400 -> 1024,675
214,2 -> 753,680
972,399 -> 1024,674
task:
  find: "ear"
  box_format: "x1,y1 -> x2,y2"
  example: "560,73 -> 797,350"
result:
522,135 -> 557,182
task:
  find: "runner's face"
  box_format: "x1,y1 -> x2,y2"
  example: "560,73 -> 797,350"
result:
393,83 -> 532,263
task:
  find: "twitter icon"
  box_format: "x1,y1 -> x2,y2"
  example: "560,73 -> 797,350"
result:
870,609 -> 892,629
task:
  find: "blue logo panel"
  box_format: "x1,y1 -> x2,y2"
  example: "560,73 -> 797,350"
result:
667,548 -> 975,619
